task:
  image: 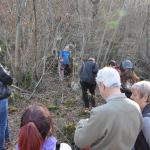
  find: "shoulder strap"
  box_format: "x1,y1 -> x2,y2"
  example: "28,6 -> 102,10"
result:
56,142 -> 60,150
144,113 -> 150,117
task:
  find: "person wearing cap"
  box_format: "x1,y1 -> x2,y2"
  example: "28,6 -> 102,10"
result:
131,81 -> 150,150
79,57 -> 98,110
74,67 -> 143,150
58,45 -> 71,78
120,59 -> 140,98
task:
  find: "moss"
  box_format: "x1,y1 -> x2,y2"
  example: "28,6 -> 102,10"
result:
62,122 -> 76,142
10,92 -> 23,100
47,105 -> 60,112
64,99 -> 76,107
78,109 -> 90,117
21,71 -> 32,89
9,106 -> 17,114
9,92 -> 24,105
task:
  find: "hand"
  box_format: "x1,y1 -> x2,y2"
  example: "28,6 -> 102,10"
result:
59,58 -> 63,62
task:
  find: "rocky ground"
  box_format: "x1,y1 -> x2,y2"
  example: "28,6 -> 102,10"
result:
7,73 -> 103,150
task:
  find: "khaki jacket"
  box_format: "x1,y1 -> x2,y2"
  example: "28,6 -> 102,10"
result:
74,94 -> 143,150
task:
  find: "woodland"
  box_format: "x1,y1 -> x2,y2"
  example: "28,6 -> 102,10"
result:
0,0 -> 150,149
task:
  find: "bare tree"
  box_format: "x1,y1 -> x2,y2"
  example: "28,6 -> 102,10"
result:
0,0 -> 150,86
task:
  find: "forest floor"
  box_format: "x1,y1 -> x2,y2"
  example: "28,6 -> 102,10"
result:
7,72 -> 104,150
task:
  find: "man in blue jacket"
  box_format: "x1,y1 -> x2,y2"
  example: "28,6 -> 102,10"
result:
58,45 -> 71,79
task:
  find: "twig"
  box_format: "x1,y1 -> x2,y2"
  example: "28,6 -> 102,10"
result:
60,80 -> 64,103
54,125 -> 71,144
11,84 -> 31,93
28,74 -> 45,100
28,56 -> 46,100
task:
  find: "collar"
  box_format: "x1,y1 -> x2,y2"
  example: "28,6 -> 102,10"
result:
142,103 -> 150,115
106,93 -> 126,102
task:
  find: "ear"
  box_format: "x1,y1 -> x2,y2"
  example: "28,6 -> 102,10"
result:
144,95 -> 149,103
101,83 -> 106,90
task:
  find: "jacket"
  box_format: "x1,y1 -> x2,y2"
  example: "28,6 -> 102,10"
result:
0,65 -> 13,100
74,93 -> 143,150
80,60 -> 98,84
134,104 -> 150,150
59,50 -> 70,65
16,136 -> 72,150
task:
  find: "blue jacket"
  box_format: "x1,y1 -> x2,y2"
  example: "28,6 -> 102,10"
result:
59,50 -> 70,65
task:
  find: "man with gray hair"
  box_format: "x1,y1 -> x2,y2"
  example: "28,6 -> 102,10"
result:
74,67 -> 143,150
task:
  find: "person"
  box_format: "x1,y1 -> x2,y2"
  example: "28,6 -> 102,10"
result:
74,67 -> 143,150
79,57 -> 98,110
58,45 -> 71,79
0,64 -> 13,150
108,60 -> 120,74
108,60 -> 117,67
16,105 -> 72,150
120,59 -> 140,98
131,81 -> 150,150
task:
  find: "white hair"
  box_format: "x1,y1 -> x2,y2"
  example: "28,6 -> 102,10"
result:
131,81 -> 150,102
96,67 -> 121,88
65,45 -> 70,49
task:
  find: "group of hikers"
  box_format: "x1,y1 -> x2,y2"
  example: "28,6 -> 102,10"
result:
0,44 -> 150,150
79,56 -> 141,112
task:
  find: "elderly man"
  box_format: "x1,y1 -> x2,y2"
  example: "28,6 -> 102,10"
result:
74,67 -> 143,150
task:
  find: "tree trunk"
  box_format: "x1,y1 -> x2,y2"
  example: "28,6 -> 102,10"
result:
32,0 -> 38,80
146,4 -> 150,58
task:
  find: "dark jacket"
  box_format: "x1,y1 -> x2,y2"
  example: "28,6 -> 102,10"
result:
0,65 -> 13,100
134,104 -> 150,150
80,60 -> 98,84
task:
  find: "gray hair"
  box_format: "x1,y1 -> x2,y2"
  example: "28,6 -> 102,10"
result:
96,67 -> 121,88
65,45 -> 70,49
131,81 -> 150,102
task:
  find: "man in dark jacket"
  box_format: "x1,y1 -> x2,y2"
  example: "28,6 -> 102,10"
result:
80,57 -> 98,110
0,64 -> 13,150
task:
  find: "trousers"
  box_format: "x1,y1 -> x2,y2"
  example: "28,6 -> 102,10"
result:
80,81 -> 96,108
0,99 -> 9,150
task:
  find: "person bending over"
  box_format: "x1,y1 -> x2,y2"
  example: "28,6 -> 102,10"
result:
79,57 -> 98,110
